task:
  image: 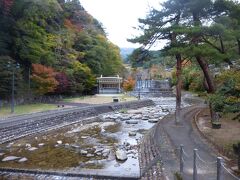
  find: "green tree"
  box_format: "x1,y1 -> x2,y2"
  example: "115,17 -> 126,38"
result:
66,61 -> 96,94
12,0 -> 62,65
0,0 -> 124,99
0,56 -> 23,99
209,70 -> 240,120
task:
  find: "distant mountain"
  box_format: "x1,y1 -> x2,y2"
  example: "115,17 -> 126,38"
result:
120,48 -> 135,62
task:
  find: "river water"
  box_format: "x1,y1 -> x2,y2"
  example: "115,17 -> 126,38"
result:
0,97 -> 190,179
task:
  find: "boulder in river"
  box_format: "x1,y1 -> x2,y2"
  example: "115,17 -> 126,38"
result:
38,143 -> 45,147
28,147 -> 38,151
115,149 -> 128,161
2,156 -> 20,162
25,144 -> 31,148
80,150 -> 88,155
129,131 -> 137,136
102,149 -> 110,157
18,157 -> 28,163
126,120 -> 138,124
86,154 -> 94,157
148,119 -> 159,123
57,140 -> 62,145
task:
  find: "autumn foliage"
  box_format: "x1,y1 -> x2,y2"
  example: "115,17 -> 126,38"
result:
31,64 -> 59,95
1,0 -> 14,15
123,76 -> 136,92
64,19 -> 82,32
55,72 -> 69,94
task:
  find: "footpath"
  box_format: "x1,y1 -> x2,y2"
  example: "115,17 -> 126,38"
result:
140,93 -> 239,180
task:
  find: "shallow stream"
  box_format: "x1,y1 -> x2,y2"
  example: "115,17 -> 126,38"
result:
0,97 -> 189,177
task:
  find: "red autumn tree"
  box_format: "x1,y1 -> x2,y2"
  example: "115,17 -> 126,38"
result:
1,0 -> 14,15
55,72 -> 69,94
123,76 -> 136,92
31,64 -> 59,95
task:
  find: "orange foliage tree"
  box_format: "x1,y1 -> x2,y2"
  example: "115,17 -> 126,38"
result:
31,64 -> 59,95
123,76 -> 136,92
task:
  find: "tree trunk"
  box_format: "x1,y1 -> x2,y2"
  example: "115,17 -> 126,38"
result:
170,12 -> 182,124
237,39 -> 240,56
195,56 -> 215,93
195,56 -> 218,122
220,36 -> 233,66
175,53 -> 182,124
192,12 -> 218,123
203,78 -> 209,92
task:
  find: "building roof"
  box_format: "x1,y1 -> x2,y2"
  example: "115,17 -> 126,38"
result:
97,75 -> 122,83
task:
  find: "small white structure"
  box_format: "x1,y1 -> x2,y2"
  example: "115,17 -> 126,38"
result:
97,75 -> 122,94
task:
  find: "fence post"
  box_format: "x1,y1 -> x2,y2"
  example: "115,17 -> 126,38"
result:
193,149 -> 198,180
217,157 -> 223,180
180,144 -> 184,174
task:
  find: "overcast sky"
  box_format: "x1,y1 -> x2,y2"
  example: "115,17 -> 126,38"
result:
80,0 -> 163,49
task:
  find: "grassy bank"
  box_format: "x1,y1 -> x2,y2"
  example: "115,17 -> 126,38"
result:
0,104 -> 58,117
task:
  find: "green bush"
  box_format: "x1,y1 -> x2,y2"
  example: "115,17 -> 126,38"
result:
209,70 -> 240,117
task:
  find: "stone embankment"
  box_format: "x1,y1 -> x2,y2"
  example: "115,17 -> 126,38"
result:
0,99 -> 154,145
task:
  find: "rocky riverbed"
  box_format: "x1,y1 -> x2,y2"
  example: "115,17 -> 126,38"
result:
0,97 -> 189,178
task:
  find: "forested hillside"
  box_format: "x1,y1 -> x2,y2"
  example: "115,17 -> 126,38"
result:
0,0 -> 124,99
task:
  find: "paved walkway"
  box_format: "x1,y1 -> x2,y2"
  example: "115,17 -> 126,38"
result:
155,105 -> 237,180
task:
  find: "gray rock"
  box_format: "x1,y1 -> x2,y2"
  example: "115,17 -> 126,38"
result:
71,144 -> 80,149
126,120 -> 138,124
129,131 -> 137,136
18,157 -> 28,163
94,147 -> 104,153
0,153 -> 5,156
148,119 -> 158,123
64,143 -> 70,148
57,140 -> 62,145
133,115 -> 142,119
122,116 -> 130,121
162,109 -> 169,112
115,149 -> 128,161
123,142 -> 130,147
142,116 -> 149,120
80,150 -> 88,155
2,156 -> 20,162
25,143 -> 31,148
102,149 -> 110,157
86,154 -> 94,157
110,116 -> 118,120
38,143 -> 45,147
28,147 -> 38,151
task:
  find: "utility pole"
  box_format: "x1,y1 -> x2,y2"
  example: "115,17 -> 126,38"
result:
7,61 -> 20,113
136,73 -> 142,100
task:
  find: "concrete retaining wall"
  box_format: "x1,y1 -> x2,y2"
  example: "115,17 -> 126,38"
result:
0,99 -> 155,145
